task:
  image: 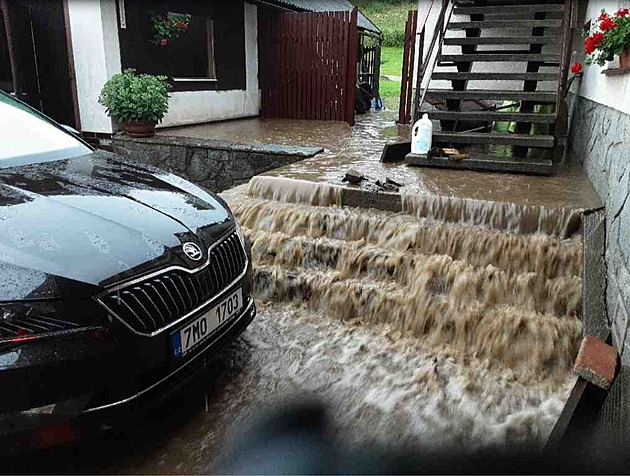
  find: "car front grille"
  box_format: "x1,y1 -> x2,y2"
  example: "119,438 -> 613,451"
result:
98,231 -> 248,336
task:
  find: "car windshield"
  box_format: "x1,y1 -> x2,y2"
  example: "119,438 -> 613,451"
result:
0,92 -> 92,167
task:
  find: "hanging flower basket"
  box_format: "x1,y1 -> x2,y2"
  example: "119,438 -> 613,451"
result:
150,12 -> 191,47
585,8 -> 630,69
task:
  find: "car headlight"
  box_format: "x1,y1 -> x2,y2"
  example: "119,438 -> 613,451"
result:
0,300 -> 103,346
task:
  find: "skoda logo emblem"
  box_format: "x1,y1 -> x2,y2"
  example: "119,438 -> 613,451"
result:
182,242 -> 203,261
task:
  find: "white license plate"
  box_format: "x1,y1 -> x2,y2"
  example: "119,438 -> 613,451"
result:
171,288 -> 243,358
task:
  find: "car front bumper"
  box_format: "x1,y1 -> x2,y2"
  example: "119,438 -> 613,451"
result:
0,287 -> 256,453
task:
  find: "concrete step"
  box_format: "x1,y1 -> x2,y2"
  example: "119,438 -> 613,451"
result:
454,4 -> 565,15
439,53 -> 561,64
443,36 -> 563,46
425,89 -> 557,103
427,110 -> 556,123
431,72 -> 558,81
448,19 -> 563,30
432,131 -> 555,148
406,153 -> 554,175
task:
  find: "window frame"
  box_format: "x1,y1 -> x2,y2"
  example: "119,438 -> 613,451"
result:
167,13 -> 218,92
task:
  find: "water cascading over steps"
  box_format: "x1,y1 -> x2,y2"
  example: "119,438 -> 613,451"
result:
224,176 -> 583,381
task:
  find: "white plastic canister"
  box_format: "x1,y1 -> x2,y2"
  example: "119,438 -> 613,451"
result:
411,114 -> 433,155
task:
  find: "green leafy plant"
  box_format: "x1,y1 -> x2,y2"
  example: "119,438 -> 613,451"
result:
585,8 -> 630,66
150,11 -> 191,46
98,69 -> 171,124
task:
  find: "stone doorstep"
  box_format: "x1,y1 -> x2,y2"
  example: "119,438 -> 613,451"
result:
251,176 -> 599,219
574,335 -> 619,390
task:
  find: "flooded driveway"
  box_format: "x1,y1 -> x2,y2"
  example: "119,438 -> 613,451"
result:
11,301 -> 573,474
161,110 -> 601,210
10,111 -> 597,474
20,174 -> 584,474
10,177 -> 582,474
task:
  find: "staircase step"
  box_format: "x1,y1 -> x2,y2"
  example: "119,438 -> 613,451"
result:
428,111 -> 556,123
405,153 -> 553,176
443,36 -> 563,46
454,4 -> 566,15
425,89 -> 557,103
432,72 -> 558,81
448,19 -> 563,30
439,53 -> 561,64
433,131 -> 555,148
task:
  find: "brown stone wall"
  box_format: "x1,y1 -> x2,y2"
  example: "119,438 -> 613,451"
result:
570,95 -> 630,358
111,134 -> 323,193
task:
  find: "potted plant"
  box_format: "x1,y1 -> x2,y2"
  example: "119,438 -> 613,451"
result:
98,69 -> 171,138
585,8 -> 630,69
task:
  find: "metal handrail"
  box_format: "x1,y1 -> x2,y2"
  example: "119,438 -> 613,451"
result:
556,0 -> 577,116
412,0 -> 454,124
418,0 -> 436,34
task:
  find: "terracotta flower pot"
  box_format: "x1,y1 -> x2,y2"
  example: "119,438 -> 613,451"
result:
123,122 -> 156,138
620,48 -> 630,70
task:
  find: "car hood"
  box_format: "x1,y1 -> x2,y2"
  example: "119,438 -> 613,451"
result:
0,150 -> 233,299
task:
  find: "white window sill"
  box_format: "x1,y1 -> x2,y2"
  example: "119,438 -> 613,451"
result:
172,78 -> 218,82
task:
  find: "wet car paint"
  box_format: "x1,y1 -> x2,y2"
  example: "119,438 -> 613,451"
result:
0,152 -> 254,441
0,91 -> 256,455
0,150 -> 233,295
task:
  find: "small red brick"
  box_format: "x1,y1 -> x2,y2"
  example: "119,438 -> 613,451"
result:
574,335 -> 619,390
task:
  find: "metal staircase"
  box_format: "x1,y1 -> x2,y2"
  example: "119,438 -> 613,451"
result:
406,0 -> 574,175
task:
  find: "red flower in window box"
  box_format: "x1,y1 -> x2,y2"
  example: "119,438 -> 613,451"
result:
585,9 -> 630,67
150,12 -> 191,46
585,32 -> 605,54
600,16 -> 618,32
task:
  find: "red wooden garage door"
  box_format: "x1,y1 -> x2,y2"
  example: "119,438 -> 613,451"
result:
259,8 -> 358,126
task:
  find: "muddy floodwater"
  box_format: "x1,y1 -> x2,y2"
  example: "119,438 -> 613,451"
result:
162,109 -> 601,210
14,302 -> 574,475
13,110 -> 596,474
15,173 -> 586,474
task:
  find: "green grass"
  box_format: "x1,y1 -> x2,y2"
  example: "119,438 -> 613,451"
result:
351,0 -> 418,47
379,77 -> 401,98
379,47 -> 404,110
380,46 -> 404,77
379,77 -> 401,110
351,1 -> 414,108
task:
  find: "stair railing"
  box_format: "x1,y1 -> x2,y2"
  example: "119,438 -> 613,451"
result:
555,0 -> 578,118
411,0 -> 455,125
398,3 -> 433,125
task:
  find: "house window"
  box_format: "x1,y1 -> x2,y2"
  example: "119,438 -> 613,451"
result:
168,12 -> 216,83
118,1 -> 246,92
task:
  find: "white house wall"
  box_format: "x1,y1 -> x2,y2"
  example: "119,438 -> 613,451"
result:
159,2 -> 260,128
67,0 -> 120,134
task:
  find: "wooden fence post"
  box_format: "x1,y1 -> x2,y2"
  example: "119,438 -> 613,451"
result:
345,8 -> 358,126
